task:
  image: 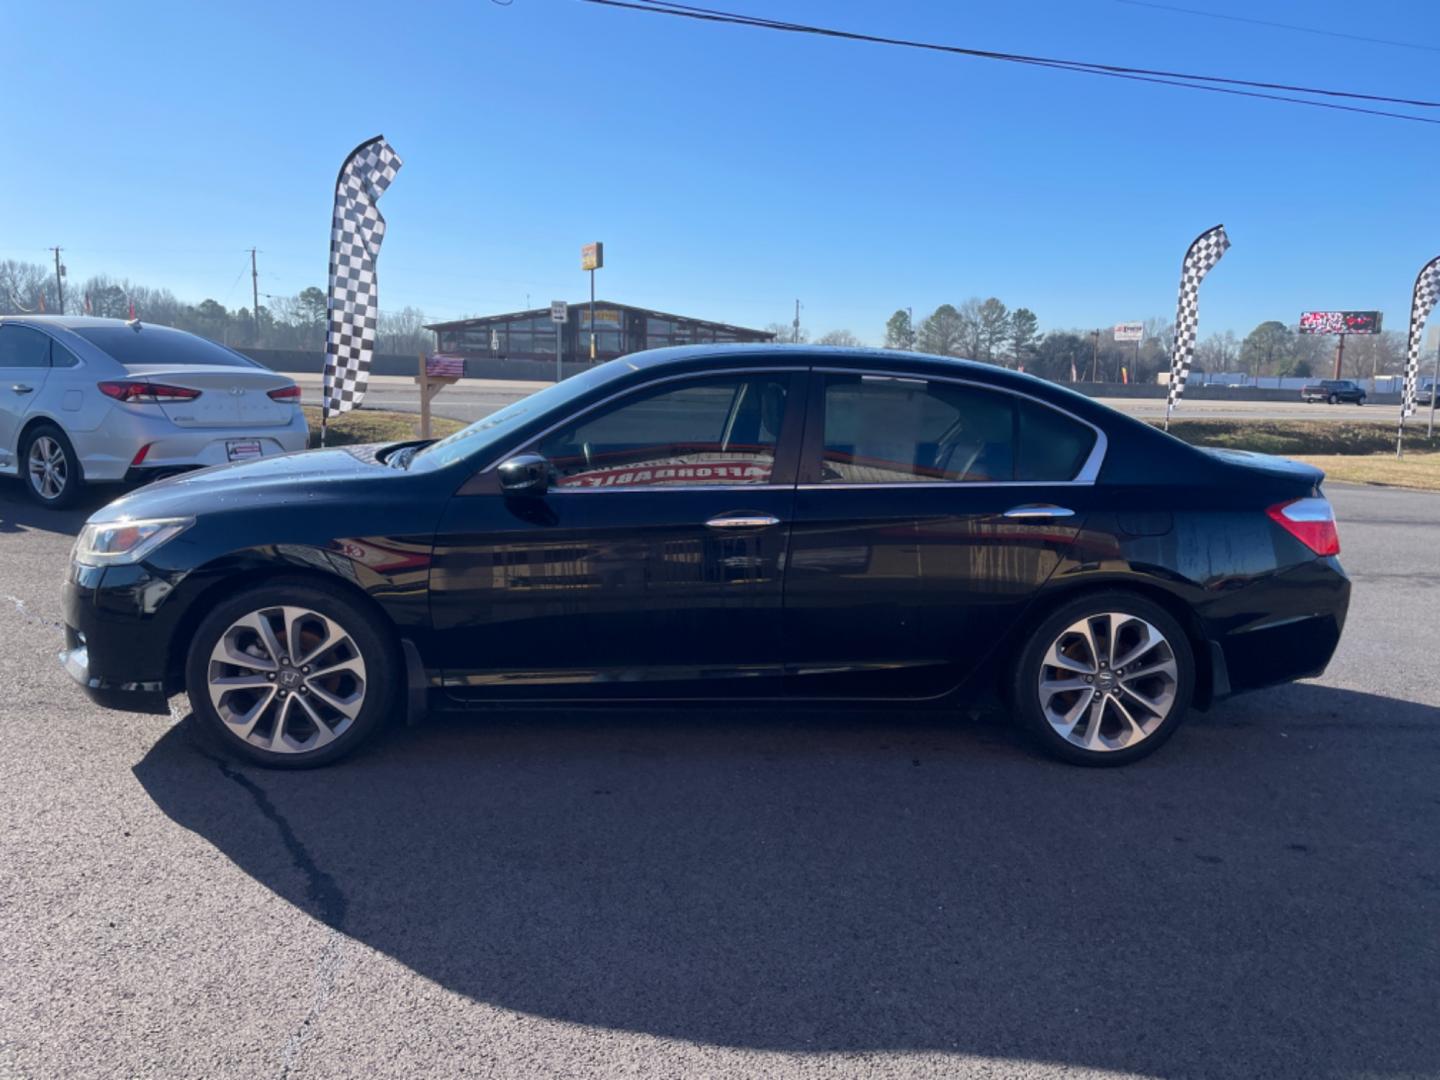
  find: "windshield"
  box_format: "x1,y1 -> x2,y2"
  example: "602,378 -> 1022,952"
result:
406,362 -> 628,473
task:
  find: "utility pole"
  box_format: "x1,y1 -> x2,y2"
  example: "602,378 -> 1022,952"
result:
50,247 -> 64,314
907,306 -> 914,350
1333,333 -> 1346,380
793,298 -> 802,344
249,248 -> 261,343
1090,329 -> 1100,382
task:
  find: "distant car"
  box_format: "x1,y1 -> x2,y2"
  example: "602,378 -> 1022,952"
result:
60,345 -> 1350,770
0,316 -> 308,507
1416,381 -> 1435,408
1301,379 -> 1366,405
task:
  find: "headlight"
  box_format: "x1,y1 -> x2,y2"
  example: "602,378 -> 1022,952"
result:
73,517 -> 194,566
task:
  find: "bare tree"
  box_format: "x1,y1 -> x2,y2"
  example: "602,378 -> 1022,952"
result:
816,329 -> 862,347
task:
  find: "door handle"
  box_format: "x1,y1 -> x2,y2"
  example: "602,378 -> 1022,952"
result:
1002,503 -> 1075,520
11,384 -> 34,394
705,513 -> 781,530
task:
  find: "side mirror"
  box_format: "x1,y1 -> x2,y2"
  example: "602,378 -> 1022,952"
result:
497,452 -> 550,496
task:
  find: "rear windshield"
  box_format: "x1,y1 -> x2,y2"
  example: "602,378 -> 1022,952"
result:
73,325 -> 261,369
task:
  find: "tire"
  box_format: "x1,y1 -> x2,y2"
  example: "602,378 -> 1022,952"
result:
1327,394 -> 1337,405
1009,591 -> 1195,767
185,581 -> 398,768
20,423 -> 85,508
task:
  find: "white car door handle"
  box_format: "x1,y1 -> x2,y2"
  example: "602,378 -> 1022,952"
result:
11,384 -> 34,394
705,513 -> 781,530
1003,504 -> 1075,520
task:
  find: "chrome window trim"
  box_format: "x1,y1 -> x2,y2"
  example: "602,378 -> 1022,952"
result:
810,365 -> 1107,487
479,366 -> 807,475
550,483 -> 794,494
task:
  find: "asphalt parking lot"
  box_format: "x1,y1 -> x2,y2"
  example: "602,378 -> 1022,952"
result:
1,479 -> 1437,1079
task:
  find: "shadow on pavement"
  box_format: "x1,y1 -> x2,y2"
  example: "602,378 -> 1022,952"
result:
0,479 -> 114,537
134,684 -> 1439,1077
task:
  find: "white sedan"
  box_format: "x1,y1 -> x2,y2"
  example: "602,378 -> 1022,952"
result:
0,316 -> 309,507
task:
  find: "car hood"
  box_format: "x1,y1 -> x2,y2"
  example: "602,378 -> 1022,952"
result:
89,446 -> 398,523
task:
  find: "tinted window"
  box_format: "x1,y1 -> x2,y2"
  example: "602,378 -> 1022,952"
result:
820,375 -> 1014,483
0,325 -> 52,369
1015,398 -> 1096,481
50,339 -> 81,368
73,325 -> 260,368
535,374 -> 789,488
819,375 -> 1096,484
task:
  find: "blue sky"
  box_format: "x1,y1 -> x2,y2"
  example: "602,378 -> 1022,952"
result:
3,0 -> 1438,342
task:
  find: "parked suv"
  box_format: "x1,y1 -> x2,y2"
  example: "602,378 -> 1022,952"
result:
0,316 -> 308,507
1417,379 -> 1435,407
1301,379 -> 1366,405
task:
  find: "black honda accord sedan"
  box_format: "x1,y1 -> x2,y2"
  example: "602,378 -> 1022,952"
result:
60,346 -> 1349,768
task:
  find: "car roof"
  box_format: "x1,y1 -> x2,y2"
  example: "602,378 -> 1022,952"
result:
0,315 -> 141,330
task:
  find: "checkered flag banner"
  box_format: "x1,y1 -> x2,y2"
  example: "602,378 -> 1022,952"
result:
1400,256 -> 1440,420
322,135 -> 402,427
1165,224 -> 1230,424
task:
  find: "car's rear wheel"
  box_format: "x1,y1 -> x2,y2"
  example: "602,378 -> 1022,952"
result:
185,582 -> 396,768
1011,591 -> 1194,766
1327,394 -> 1338,404
21,423 -> 84,508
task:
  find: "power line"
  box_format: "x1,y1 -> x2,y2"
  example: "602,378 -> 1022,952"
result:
581,0 -> 1440,124
1114,0 -> 1440,55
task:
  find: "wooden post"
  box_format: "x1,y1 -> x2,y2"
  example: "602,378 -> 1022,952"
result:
414,353 -> 461,439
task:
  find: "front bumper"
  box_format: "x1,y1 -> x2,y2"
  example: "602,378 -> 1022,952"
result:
59,626 -> 170,715
60,562 -> 178,715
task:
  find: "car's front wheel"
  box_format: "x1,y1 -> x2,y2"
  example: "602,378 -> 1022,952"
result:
185,582 -> 397,768
21,423 -> 85,508
1011,591 -> 1194,766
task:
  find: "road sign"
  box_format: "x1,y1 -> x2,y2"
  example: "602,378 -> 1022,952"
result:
581,242 -> 604,271
550,301 -> 568,323
1113,322 -> 1144,342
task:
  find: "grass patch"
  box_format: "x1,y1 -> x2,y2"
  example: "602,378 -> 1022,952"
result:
1159,419 -> 1440,456
1288,453 -> 1440,492
302,406 -> 465,449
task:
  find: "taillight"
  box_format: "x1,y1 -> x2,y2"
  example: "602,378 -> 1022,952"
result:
1267,497 -> 1340,556
267,384 -> 302,402
98,380 -> 202,404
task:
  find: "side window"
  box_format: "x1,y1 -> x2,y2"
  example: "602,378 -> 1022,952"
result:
0,325 -> 53,369
534,374 -> 789,488
50,339 -> 81,368
819,375 -> 1015,483
1015,399 -> 1097,482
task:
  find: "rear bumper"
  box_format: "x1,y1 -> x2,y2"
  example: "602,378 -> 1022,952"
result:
1207,557 -> 1350,697
72,408 -> 309,482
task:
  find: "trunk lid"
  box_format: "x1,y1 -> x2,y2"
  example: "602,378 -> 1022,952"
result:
1198,447 -> 1325,491
119,364 -> 297,428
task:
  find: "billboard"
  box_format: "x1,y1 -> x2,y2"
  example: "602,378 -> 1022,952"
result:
1298,310 -> 1382,335
1113,321 -> 1144,342
581,242 -> 604,271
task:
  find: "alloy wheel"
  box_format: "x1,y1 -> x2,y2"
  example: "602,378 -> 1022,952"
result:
1037,612 -> 1179,752
207,605 -> 367,753
27,435 -> 67,501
